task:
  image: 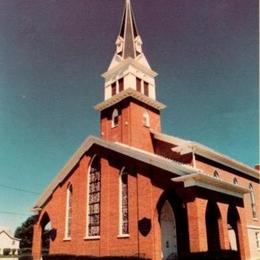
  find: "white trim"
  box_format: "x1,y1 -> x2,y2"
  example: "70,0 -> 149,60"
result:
103,57 -> 157,79
249,183 -> 257,219
151,130 -> 259,179
64,184 -> 72,240
118,167 -> 129,236
143,110 -> 150,127
172,173 -> 250,198
95,88 -> 166,112
33,136 -> 200,209
247,225 -> 260,230
84,235 -> 100,240
112,109 -> 119,128
117,234 -> 130,238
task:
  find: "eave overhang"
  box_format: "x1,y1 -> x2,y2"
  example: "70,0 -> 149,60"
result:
95,88 -> 166,111
102,57 -> 157,79
33,136 -> 196,210
172,173 -> 250,198
151,131 -> 259,180
0,230 -> 21,241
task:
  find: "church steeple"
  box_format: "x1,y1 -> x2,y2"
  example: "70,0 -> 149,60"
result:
106,0 -> 152,73
95,0 -> 165,152
118,0 -> 140,59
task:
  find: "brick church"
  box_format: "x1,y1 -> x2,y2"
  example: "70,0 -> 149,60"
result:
32,1 -> 260,259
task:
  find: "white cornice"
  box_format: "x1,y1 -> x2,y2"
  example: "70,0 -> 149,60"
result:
172,173 -> 250,198
95,88 -> 166,111
151,131 -> 260,180
102,57 -> 157,79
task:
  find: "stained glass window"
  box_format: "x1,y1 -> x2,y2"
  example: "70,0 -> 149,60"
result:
88,157 -> 101,237
120,168 -> 129,235
249,183 -> 257,218
65,184 -> 72,238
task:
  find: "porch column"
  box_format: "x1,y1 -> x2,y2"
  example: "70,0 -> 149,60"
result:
186,197 -> 208,252
32,222 -> 42,260
217,202 -> 230,250
237,207 -> 250,260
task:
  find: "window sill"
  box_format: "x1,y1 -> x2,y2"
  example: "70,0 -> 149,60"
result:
111,125 -> 119,129
117,234 -> 130,239
84,236 -> 100,240
63,237 -> 71,241
253,218 -> 259,222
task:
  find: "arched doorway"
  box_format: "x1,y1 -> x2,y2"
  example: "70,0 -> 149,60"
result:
206,201 -> 221,251
160,200 -> 178,260
40,212 -> 51,257
227,205 -> 241,259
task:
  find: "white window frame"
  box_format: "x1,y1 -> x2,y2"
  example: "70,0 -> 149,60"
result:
256,232 -> 260,249
64,184 -> 72,240
213,170 -> 220,179
85,155 -> 101,240
143,110 -> 150,127
249,183 -> 257,219
112,109 -> 119,128
118,167 -> 130,238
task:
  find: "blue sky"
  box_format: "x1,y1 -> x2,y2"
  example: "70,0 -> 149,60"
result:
0,0 -> 258,232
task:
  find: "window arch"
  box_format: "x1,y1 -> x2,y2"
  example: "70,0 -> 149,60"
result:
65,184 -> 73,239
87,156 -> 101,237
119,167 -> 129,235
143,110 -> 150,127
249,183 -> 257,218
213,170 -> 220,179
233,178 -> 238,185
112,109 -> 119,128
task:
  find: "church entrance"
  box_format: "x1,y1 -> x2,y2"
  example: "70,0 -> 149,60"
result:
160,200 -> 178,260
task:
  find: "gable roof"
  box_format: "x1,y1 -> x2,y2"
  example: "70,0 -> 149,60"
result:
0,230 -> 21,241
151,130 -> 259,179
33,135 -> 199,210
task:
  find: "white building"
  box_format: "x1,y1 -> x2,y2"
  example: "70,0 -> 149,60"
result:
0,229 -> 20,255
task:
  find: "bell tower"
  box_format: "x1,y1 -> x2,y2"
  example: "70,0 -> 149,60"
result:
95,0 -> 165,152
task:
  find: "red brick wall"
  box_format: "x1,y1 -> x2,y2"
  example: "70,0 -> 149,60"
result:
100,98 -> 161,152
195,156 -> 260,228
32,145 -> 255,260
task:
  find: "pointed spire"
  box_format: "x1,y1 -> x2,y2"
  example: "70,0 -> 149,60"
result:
117,0 -> 140,59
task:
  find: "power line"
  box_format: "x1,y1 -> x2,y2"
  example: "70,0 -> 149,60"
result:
0,183 -> 40,195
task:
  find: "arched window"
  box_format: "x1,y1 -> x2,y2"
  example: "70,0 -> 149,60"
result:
233,178 -> 238,185
65,184 -> 73,239
119,167 -> 129,235
213,170 -> 220,179
87,156 -> 101,237
143,110 -> 150,127
249,183 -> 257,218
112,109 -> 119,128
